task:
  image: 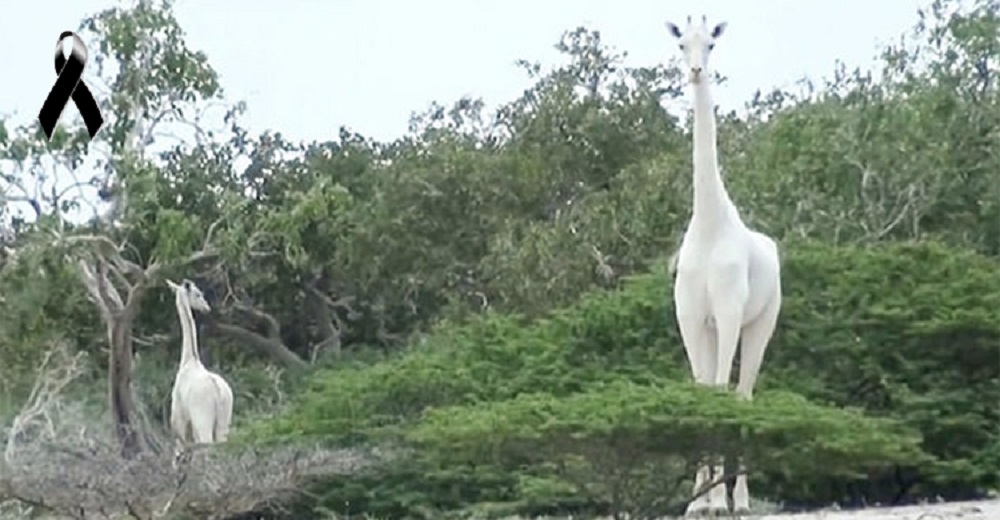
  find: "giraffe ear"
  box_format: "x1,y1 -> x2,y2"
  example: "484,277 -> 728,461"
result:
711,22 -> 727,38
665,22 -> 682,39
165,279 -> 180,290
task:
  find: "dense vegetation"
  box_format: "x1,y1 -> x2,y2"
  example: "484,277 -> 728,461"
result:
0,0 -> 996,518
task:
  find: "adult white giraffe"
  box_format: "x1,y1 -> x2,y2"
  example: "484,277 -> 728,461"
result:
666,15 -> 782,517
166,278 -> 233,450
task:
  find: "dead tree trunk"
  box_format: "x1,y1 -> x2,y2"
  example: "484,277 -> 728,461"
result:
108,316 -> 141,458
78,255 -> 145,458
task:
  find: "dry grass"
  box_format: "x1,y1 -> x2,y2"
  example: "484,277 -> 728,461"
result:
0,342 -> 375,519
1,438 -> 371,519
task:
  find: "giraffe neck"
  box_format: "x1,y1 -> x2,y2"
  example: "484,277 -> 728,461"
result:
690,78 -> 735,230
175,294 -> 201,368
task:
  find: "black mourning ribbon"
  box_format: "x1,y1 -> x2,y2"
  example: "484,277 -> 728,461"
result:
37,31 -> 104,141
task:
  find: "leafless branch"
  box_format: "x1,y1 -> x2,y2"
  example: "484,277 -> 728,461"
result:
4,342 -> 86,464
375,314 -> 406,347
66,234 -> 220,309
302,281 -> 356,362
872,184 -> 918,240
233,302 -> 283,338
78,257 -> 122,320
305,284 -> 357,315
0,195 -> 42,221
0,333 -> 374,518
209,303 -> 309,371
2,422 -> 372,520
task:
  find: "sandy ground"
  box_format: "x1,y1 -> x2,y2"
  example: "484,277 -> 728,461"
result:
505,499 -> 1000,519
753,499 -> 1000,520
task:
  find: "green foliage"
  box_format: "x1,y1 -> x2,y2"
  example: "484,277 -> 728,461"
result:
247,241 -> 999,517
765,240 -> 1000,501
248,259 -> 679,444
725,0 -> 1000,254
409,382 -> 922,518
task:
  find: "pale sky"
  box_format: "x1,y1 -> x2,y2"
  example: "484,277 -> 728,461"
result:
1,0 -> 925,221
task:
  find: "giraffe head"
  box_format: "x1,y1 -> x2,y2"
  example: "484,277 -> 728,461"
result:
166,278 -> 211,312
665,15 -> 727,84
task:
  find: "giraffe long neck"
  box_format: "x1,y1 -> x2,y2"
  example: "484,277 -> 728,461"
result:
691,78 -> 734,229
175,295 -> 201,368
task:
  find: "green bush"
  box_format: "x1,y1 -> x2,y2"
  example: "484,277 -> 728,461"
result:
765,240 -> 1000,503
410,382 -> 923,518
246,240 -> 1000,517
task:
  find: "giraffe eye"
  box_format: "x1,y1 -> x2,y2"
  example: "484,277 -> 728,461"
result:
709,43 -> 715,50
679,44 -> 686,50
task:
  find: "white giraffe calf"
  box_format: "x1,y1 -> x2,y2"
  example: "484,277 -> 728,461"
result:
166,279 -> 233,451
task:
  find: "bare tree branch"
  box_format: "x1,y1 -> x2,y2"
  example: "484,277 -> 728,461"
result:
233,301 -> 283,338
1,395 -> 372,519
207,267 -> 365,369
4,342 -> 86,463
305,284 -> 357,315
77,257 -> 121,321
208,302 -> 309,371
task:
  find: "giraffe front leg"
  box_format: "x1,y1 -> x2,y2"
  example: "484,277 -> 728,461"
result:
675,312 -> 721,517
685,464 -> 712,517
708,459 -> 730,517
733,463 -> 751,516
169,398 -> 190,466
685,457 -> 731,517
707,275 -> 748,516
732,295 -> 781,516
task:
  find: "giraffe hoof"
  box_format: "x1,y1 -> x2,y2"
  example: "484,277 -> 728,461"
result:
685,505 -> 730,518
684,503 -> 711,517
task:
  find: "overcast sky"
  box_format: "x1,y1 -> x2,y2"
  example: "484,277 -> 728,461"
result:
1,0 -> 925,221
